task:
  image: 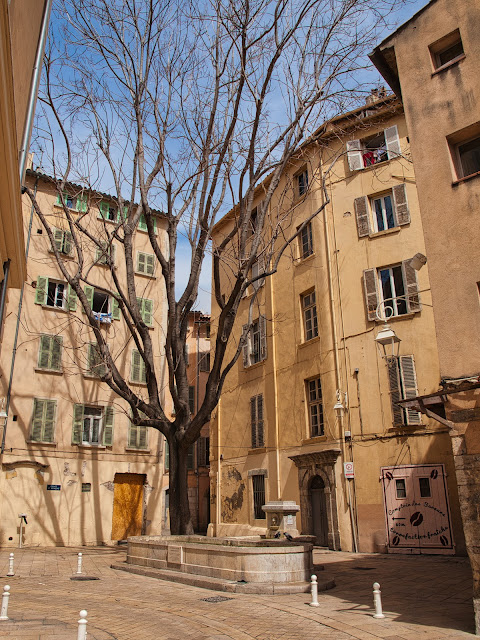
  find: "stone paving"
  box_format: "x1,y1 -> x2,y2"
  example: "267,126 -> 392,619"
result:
0,546 -> 474,639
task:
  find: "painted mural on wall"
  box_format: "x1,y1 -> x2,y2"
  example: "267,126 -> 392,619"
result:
381,464 -> 454,555
221,466 -> 245,522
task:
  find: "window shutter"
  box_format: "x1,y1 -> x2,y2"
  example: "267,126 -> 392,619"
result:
386,357 -> 404,426
138,214 -> 148,231
31,399 -> 45,442
139,298 -> 153,326
103,406 -> 114,445
385,125 -> 401,160
354,196 -> 371,237
72,404 -> 84,444
67,285 -> 77,311
165,440 -> 169,470
98,202 -> 108,219
250,397 -> 257,448
131,349 -> 145,383
347,139 -> 363,171
77,195 -> 88,212
111,297 -> 120,320
38,335 -> 51,369
392,184 -> 410,226
252,259 -> 265,290
198,437 -> 206,466
145,253 -> 155,275
63,231 -> 72,255
187,444 -> 194,470
43,400 -> 56,442
189,386 -> 195,414
363,269 -> 379,321
401,260 -> 421,313
128,422 -> 138,448
259,315 -> 267,361
88,343 -> 106,377
242,324 -> 249,367
185,344 -> 189,366
35,276 -> 48,305
138,425 -> 148,449
50,336 -> 62,371
137,252 -> 146,273
53,228 -> 64,252
84,285 -> 94,310
399,355 -> 421,425
257,395 -> 264,447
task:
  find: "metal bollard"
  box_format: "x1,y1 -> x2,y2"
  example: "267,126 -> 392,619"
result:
0,586 -> 10,621
77,609 -> 87,640
309,574 -> 319,607
372,582 -> 385,619
6,554 -> 14,577
76,552 -> 83,575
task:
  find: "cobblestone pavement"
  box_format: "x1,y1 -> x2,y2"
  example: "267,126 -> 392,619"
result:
0,546 -> 474,639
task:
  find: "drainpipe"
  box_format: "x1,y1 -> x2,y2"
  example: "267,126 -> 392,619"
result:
0,260 -> 11,341
1,180 -> 38,453
18,0 -> 53,184
215,396 -> 222,536
269,270 -> 282,500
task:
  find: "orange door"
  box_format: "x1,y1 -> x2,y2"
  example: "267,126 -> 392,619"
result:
111,473 -> 146,541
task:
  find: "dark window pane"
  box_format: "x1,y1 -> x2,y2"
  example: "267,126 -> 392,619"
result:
419,477 -> 431,498
395,478 -> 406,499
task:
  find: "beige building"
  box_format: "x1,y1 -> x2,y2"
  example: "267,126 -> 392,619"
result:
370,0 -> 480,628
0,0 -> 51,329
210,96 -> 466,555
0,171 -> 169,546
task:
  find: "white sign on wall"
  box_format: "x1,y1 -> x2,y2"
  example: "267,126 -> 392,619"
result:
344,462 -> 355,479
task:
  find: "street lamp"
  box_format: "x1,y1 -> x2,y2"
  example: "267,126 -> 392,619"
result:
374,321 -> 401,359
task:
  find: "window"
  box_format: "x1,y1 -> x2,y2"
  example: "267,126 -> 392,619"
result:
98,201 -> 119,222
136,251 -> 155,276
299,222 -> 313,259
302,291 -> 318,341
251,258 -> 265,291
128,414 -> 148,450
138,214 -> 157,233
363,261 -> 420,321
387,355 -> 421,426
430,29 -> 464,71
250,394 -> 264,448
164,439 -> 169,470
419,477 -> 431,498
252,474 -> 266,519
34,276 -> 77,311
296,169 -> 308,197
72,404 -> 114,446
456,136 -> 480,179
131,349 -> 147,383
355,185 -> 410,237
307,377 -> 324,437
30,398 -> 56,443
87,343 -> 106,378
347,125 -> 401,171
137,297 -> 154,327
198,436 -> 210,466
52,227 -> 72,255
37,335 -> 62,371
395,479 -> 406,499
189,386 -> 195,414
242,316 -> 267,367
187,444 -> 195,470
199,351 -> 210,372
95,242 -> 116,266
249,206 -> 259,236
205,323 -> 211,338
56,192 -> 87,212
84,286 -> 120,322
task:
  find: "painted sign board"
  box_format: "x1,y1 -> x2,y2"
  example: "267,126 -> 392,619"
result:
47,484 -> 61,491
344,462 -> 355,478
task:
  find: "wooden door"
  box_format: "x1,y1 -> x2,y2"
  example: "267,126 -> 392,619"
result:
310,476 -> 329,547
111,473 -> 146,541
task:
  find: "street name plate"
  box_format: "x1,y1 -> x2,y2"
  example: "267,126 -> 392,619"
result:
168,545 -> 183,565
47,484 -> 61,491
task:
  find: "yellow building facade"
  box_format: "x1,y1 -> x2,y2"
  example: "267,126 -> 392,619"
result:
210,97 -> 466,554
0,171 -> 169,546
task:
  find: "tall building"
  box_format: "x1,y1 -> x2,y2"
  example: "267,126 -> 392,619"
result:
210,96 -> 466,554
0,171 -> 169,546
370,0 -> 480,629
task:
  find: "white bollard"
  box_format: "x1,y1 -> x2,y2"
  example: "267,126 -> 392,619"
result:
372,582 -> 385,619
309,574 -> 319,607
0,586 -> 10,621
6,554 -> 14,577
76,552 -> 83,575
77,609 -> 87,640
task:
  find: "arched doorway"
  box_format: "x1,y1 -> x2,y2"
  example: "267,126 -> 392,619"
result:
310,475 -> 328,547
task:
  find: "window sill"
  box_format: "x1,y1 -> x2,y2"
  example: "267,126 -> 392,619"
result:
248,447 -> 266,455
35,367 -> 63,375
377,312 -> 416,323
53,203 -> 81,213
432,54 -> 465,76
83,373 -> 104,380
26,440 -> 57,446
130,380 -> 147,386
298,335 -> 320,349
356,158 -> 390,173
48,249 -> 74,260
243,359 -> 266,371
76,444 -> 107,449
294,252 -> 316,266
302,435 -> 327,445
135,271 -> 156,279
42,305 -> 69,313
125,448 -> 151,453
368,226 -> 401,239
452,170 -> 480,186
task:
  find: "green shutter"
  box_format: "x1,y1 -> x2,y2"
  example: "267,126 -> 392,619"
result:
31,399 -> 45,441
77,195 -> 88,212
43,400 -> 56,442
99,202 -> 109,219
84,285 -> 94,310
53,228 -> 64,252
63,231 -> 72,255
67,285 -> 77,311
138,425 -> 148,449
111,297 -> 120,320
38,335 -> 51,369
128,422 -> 138,448
142,299 -> 153,326
50,336 -> 62,371
138,214 -> 148,231
145,254 -> 155,275
137,252 -> 146,273
35,276 -> 48,305
38,335 -> 62,371
103,406 -> 114,445
131,349 -> 144,382
88,343 -> 106,377
72,404 -> 84,444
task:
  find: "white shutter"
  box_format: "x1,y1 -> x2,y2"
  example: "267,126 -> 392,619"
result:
242,324 -> 249,367
347,139 -> 363,171
363,269 -> 379,321
386,358 -> 404,426
392,184 -> 410,226
401,260 -> 421,313
385,125 -> 401,160
259,315 -> 267,361
399,355 -> 421,425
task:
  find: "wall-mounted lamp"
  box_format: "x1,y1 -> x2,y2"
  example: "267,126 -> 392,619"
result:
374,323 -> 401,359
409,252 -> 427,271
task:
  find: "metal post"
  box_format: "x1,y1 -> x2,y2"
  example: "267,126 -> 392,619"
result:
310,574 -> 319,607
76,552 -> 83,575
373,582 -> 385,619
6,554 -> 14,577
77,609 -> 87,640
0,586 -> 10,621
18,517 -> 23,549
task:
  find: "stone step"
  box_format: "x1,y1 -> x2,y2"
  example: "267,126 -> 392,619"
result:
111,562 -> 335,595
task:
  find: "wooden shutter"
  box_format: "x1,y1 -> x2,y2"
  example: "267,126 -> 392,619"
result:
111,297 -> 120,320
31,399 -> 45,441
347,139 -> 363,171
128,422 -> 138,448
67,285 -> 77,311
131,349 -> 145,383
250,396 -> 257,448
38,335 -> 52,369
99,202 -> 108,219
386,357 -> 404,425
402,260 -> 421,313
363,269 -> 379,321
257,395 -> 264,447
77,195 -> 88,212
385,125 -> 401,160
141,298 -> 153,326
53,228 -> 64,252
164,440 -> 169,469
189,386 -> 195,414
198,437 -> 206,466
242,324 -> 250,367
72,404 -> 84,444
259,315 -> 267,361
103,406 -> 114,445
35,276 -> 48,305
137,251 -> 146,273
392,184 -> 410,226
138,425 -> 148,449
145,254 -> 155,275
138,214 -> 148,231
63,231 -> 72,255
88,343 -> 106,377
399,355 -> 421,425
187,445 -> 194,469
354,196 -> 371,237
84,285 -> 94,310
43,400 -> 56,442
50,336 -> 62,370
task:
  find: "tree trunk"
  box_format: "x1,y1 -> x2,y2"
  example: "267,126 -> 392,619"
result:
168,437 -> 194,535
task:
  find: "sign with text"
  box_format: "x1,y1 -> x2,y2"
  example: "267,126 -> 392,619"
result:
344,462 -> 355,478
47,484 -> 61,491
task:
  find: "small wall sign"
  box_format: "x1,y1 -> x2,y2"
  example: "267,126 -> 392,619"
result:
81,483 -> 91,492
47,484 -> 61,491
344,462 -> 355,479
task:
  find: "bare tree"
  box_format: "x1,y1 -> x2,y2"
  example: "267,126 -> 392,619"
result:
27,0 -> 406,534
